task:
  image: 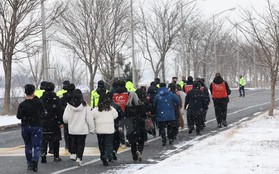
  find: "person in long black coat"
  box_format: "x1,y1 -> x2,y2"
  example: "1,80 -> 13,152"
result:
124,92 -> 146,162
184,82 -> 208,135
197,78 -> 210,127
61,83 -> 75,152
41,82 -> 64,163
107,92 -> 124,161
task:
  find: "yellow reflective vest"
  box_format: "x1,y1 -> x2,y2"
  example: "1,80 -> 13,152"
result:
56,89 -> 67,98
125,81 -> 136,92
239,77 -> 246,87
90,90 -> 108,108
34,89 -> 45,98
179,80 -> 185,89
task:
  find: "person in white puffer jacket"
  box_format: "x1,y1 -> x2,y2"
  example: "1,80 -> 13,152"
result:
92,93 -> 118,166
63,89 -> 95,166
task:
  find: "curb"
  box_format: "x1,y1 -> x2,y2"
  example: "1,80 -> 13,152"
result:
0,123 -> 20,131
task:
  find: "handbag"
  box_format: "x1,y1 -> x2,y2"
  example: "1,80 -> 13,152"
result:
145,117 -> 155,132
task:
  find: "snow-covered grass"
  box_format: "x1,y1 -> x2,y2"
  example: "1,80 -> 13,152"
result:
0,115 -> 20,127
109,111 -> 279,174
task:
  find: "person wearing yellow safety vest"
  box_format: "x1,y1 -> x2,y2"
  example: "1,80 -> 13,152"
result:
239,75 -> 246,97
125,80 -> 136,92
154,77 -> 160,88
56,80 -> 70,98
178,75 -> 187,89
90,80 -> 107,108
34,81 -> 48,98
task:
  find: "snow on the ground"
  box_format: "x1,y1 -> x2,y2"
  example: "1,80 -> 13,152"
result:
110,111 -> 279,174
0,115 -> 20,127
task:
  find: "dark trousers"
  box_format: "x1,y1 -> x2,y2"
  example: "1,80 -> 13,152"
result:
158,121 -> 175,144
70,135 -> 86,160
64,124 -> 71,150
187,111 -> 203,132
113,131 -> 121,152
239,86 -> 245,97
213,100 -> 228,124
97,134 -> 114,161
202,110 -> 208,126
131,141 -> 144,161
21,126 -> 42,164
42,139 -> 60,158
119,126 -> 125,145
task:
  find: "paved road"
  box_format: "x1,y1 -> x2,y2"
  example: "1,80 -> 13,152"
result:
0,89 -> 278,174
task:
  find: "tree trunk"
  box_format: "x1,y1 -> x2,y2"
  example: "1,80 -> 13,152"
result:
202,62 -> 206,79
187,58 -> 190,77
268,74 -> 276,116
161,57 -> 166,82
2,59 -> 12,115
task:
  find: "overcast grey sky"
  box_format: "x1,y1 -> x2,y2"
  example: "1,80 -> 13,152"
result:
0,0 -> 275,85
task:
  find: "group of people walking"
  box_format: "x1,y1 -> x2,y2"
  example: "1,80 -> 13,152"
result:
16,72 -> 238,172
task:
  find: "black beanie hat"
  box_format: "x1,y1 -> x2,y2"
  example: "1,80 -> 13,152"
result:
45,82 -> 55,92
68,83 -> 76,92
187,76 -> 193,82
159,83 -> 166,88
98,80 -> 105,88
25,84 -> 35,95
63,80 -> 70,90
40,81 -> 48,90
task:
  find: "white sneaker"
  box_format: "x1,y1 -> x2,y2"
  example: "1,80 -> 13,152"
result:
120,144 -> 126,149
136,151 -> 142,162
76,158 -> 82,166
70,154 -> 76,161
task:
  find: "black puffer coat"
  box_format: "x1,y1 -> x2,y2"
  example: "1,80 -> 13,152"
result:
124,105 -> 146,143
185,87 -> 208,115
41,91 -> 64,141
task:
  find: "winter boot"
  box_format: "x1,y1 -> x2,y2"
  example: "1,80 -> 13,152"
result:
102,159 -> 109,166
41,154 -> 47,163
112,150 -> 117,161
222,120 -> 228,127
32,160 -> 38,172
27,162 -> 33,170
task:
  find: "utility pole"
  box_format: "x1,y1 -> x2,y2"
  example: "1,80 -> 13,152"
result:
130,0 -> 137,87
41,0 -> 48,81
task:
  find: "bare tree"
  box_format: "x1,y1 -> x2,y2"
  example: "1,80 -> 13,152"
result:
16,47 -> 42,88
48,55 -> 86,88
238,0 -> 279,116
137,0 -> 187,82
0,0 -> 63,115
56,0 -> 110,91
98,0 -> 130,83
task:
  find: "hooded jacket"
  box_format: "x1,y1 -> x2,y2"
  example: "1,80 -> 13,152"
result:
63,103 -> 95,135
92,107 -> 118,134
153,87 -> 180,122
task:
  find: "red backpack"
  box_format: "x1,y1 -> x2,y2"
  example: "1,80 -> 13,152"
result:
113,92 -> 129,111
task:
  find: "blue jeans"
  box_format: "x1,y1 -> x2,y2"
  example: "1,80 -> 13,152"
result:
21,126 -> 42,164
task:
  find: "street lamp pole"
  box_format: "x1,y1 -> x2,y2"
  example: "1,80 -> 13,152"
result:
41,0 -> 48,81
130,0 -> 136,87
